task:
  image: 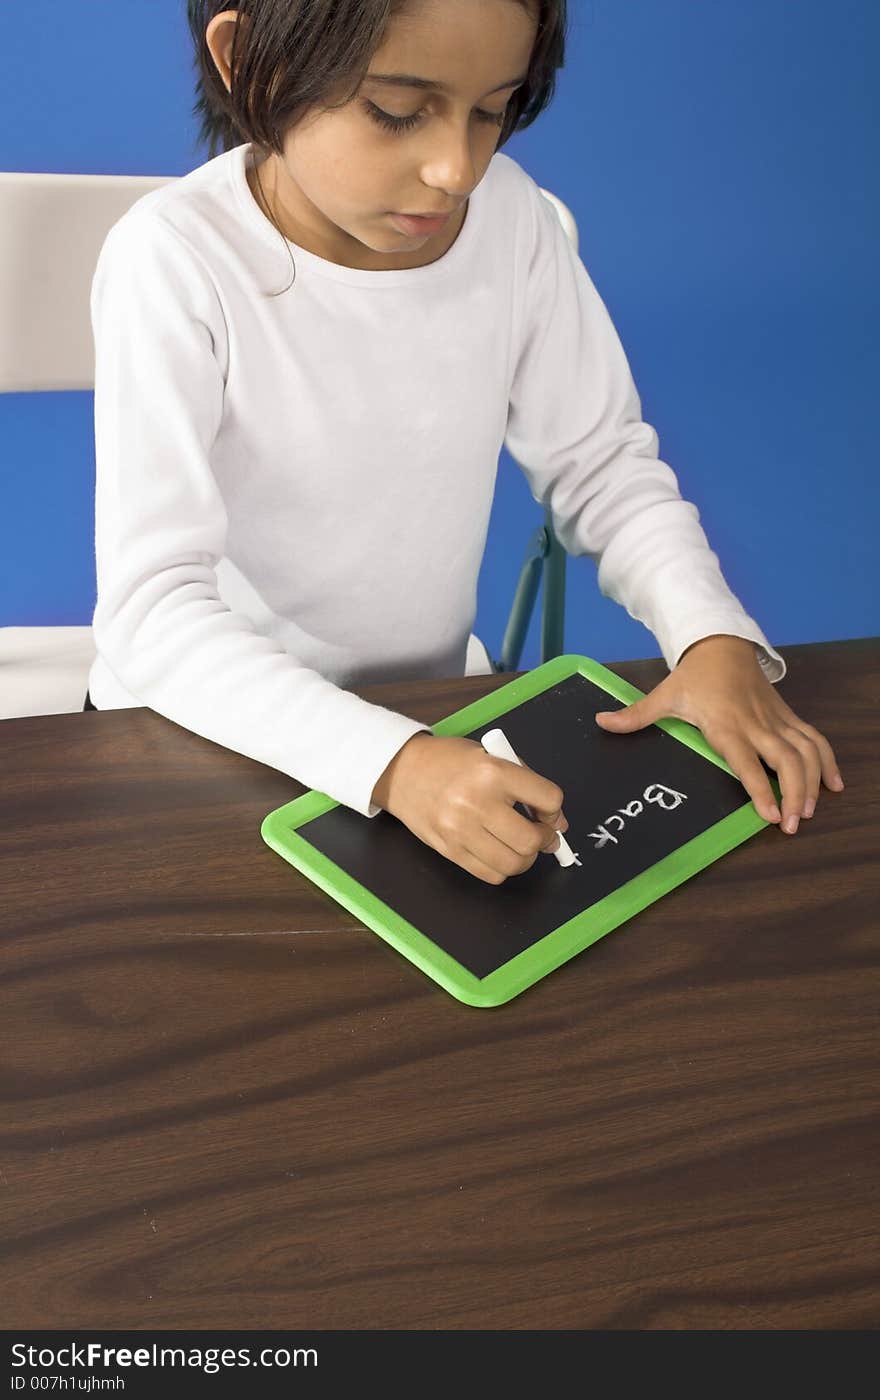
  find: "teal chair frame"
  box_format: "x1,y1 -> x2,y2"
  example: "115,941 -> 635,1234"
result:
491,505 -> 565,673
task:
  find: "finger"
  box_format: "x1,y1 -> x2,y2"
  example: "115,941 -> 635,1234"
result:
447,843 -> 515,886
489,758 -> 564,823
492,805 -> 562,859
537,806 -> 569,833
595,683 -> 672,731
465,800 -> 568,873
751,729 -> 809,834
790,720 -> 845,795
460,823 -> 541,880
428,826 -> 511,885
780,725 -> 823,817
708,731 -> 783,825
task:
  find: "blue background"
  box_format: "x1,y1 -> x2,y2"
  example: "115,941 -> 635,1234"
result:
2,0 -> 877,667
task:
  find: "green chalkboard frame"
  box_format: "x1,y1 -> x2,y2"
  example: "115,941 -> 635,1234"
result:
260,654 -> 780,1008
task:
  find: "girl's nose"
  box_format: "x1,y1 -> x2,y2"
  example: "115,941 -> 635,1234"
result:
420,119 -> 478,195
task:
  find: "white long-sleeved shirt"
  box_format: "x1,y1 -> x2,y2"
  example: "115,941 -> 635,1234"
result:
88,141 -> 785,817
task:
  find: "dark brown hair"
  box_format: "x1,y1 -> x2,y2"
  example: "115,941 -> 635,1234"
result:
187,0 -> 567,160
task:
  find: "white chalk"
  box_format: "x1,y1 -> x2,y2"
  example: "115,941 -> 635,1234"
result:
480,727 -> 582,868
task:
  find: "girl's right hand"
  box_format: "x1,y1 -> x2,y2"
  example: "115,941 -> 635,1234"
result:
370,733 -> 569,885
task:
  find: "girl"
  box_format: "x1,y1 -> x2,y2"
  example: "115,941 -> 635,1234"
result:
85,0 -> 843,886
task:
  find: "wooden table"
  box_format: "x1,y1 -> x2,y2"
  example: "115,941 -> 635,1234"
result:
1,639 -> 877,1331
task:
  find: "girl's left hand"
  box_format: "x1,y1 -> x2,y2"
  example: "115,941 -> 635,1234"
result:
594,633 -> 845,835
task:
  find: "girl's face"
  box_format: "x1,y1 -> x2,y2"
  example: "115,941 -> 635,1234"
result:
208,0 -> 539,270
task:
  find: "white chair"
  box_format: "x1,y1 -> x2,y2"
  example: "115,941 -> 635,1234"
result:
0,168 -> 578,718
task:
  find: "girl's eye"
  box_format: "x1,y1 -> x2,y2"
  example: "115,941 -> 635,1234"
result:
361,99 -> 506,135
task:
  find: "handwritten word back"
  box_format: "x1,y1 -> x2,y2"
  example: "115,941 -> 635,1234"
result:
588,783 -> 688,851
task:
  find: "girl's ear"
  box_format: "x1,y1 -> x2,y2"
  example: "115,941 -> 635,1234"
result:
205,10 -> 250,93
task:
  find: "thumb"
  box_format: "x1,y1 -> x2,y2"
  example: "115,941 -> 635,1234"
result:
595,699 -> 654,732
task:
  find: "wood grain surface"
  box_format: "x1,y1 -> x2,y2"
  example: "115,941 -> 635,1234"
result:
1,639 -> 877,1330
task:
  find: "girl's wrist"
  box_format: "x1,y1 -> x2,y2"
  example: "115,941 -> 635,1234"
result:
678,633 -> 757,664
371,732 -> 433,811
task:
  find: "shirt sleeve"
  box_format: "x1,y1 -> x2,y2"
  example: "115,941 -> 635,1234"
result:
504,180 -> 786,685
90,212 -> 430,817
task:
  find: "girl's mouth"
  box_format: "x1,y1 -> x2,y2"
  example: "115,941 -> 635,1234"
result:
390,212 -> 451,237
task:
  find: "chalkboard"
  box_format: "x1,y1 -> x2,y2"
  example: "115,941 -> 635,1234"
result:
261,654 -> 779,1007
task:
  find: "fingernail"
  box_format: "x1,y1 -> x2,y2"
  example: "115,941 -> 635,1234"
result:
831,774 -> 845,791
768,804 -> 782,822
784,815 -> 799,835
803,798 -> 815,819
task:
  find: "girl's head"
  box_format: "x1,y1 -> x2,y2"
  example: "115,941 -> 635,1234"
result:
187,1 -> 566,265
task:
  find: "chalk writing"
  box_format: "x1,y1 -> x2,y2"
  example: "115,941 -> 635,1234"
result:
588,783 -> 688,850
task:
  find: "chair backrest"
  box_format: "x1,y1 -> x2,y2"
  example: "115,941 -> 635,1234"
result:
0,172 -> 174,393
0,167 -> 578,667
0,169 -> 578,394
539,188 -> 578,257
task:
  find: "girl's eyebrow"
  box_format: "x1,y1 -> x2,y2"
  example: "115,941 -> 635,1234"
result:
363,72 -> 528,96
